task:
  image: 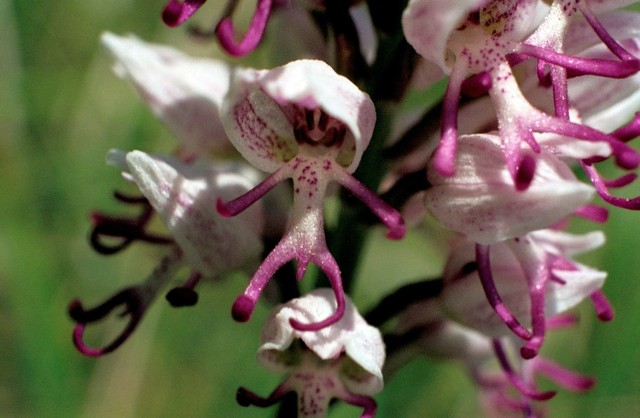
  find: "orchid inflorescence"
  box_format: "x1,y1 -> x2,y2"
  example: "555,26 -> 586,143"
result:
69,1 -> 640,416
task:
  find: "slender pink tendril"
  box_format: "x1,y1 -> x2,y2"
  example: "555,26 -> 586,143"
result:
215,0 -> 273,56
475,244 -> 533,340
492,339 -> 556,401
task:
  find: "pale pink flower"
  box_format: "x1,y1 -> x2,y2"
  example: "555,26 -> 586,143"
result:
101,32 -> 234,159
238,289 -> 385,418
69,151 -> 264,356
217,59 -> 405,331
402,0 -> 640,188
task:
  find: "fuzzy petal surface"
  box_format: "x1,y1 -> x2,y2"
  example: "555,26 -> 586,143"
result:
101,32 -> 233,157
125,151 -> 263,276
425,134 -> 594,244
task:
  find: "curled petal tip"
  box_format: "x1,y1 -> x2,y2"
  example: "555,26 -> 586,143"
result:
616,148 -> 640,170
232,295 -> 254,322
161,7 -> 182,27
67,300 -> 84,321
213,0 -> 272,57
72,324 -> 107,358
161,0 -> 206,28
432,152 -> 456,177
385,218 -> 406,240
433,128 -> 458,177
520,345 -> 539,360
579,377 -> 597,392
289,304 -> 345,332
520,334 -> 545,360
598,310 -> 614,322
532,390 -> 557,402
235,385 -> 283,408
216,198 -> 233,218
591,291 -> 615,322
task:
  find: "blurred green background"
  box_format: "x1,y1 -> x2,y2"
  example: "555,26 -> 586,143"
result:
1,1 -> 639,417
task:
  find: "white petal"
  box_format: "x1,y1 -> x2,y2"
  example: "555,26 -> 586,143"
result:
262,60 -> 375,172
223,60 -> 375,173
529,229 -> 605,256
350,2 -> 378,65
547,265 -> 606,314
101,32 -> 233,157
258,289 -> 385,395
402,0 -> 488,72
222,70 -> 298,172
425,134 -> 594,244
125,151 -> 263,276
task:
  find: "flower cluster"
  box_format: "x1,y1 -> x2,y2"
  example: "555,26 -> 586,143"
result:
70,1 -> 640,416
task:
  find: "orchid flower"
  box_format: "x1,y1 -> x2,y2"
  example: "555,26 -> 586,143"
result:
216,59 -> 405,331
387,286 -> 594,416
424,133 -> 598,244
237,289 -> 385,418
402,0 -> 640,189
69,151 -> 263,356
440,229 -> 609,359
101,32 -> 235,159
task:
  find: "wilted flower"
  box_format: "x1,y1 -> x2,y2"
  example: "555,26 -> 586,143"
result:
237,288 -> 385,417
